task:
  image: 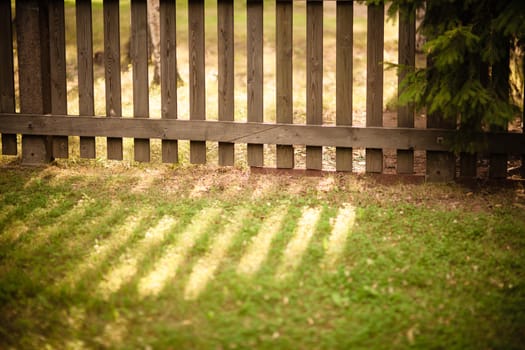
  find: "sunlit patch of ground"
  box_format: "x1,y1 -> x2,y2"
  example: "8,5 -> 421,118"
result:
237,205 -> 288,276
137,207 -> 222,298
185,208 -> 250,300
321,203 -> 356,271
276,206 -> 322,279
98,215 -> 178,299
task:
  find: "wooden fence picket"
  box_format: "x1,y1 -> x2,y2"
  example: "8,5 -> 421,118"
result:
0,0 -> 16,156
336,0 -> 353,172
131,0 -> 150,162
306,0 -> 323,170
366,3 -> 384,173
218,0 -> 235,166
189,0 -> 206,164
247,0 -> 264,167
396,5 -> 415,174
160,0 -> 178,163
104,0 -> 123,160
276,0 -> 294,169
76,0 -> 96,159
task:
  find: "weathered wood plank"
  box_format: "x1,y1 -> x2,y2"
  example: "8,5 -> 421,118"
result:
247,0 -> 264,167
76,0 -> 96,158
306,0 -> 323,170
17,0 -> 53,164
218,0 -> 235,166
8,114 -> 522,153
131,0 -> 150,162
366,3 -> 384,173
0,0 -> 17,155
189,0 -> 206,164
104,0 -> 123,160
48,1 -> 68,159
336,0 -> 353,172
276,0 -> 294,169
459,152 -> 477,178
160,0 -> 178,163
426,55 -> 456,181
397,5 -> 415,174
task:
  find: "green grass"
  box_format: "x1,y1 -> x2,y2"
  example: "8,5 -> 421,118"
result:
0,164 -> 524,349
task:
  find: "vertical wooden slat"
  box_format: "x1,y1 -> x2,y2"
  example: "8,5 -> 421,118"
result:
189,0 -> 206,164
76,0 -> 96,158
396,5 -> 415,174
460,153 -> 477,178
306,0 -> 323,170
426,57 -> 456,182
0,0 -> 17,156
366,3 -> 384,173
247,0 -> 264,167
218,0 -> 235,166
131,0 -> 150,162
489,47 -> 510,179
104,0 -> 123,160
48,1 -> 68,159
160,0 -> 178,163
17,0 -> 53,165
276,0 -> 294,169
336,0 -> 353,172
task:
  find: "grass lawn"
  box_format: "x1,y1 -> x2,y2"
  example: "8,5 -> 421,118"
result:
0,162 -> 524,349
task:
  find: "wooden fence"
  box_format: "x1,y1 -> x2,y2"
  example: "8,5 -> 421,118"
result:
0,0 -> 524,181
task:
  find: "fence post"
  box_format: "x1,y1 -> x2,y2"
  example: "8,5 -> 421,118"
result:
366,3 -> 384,173
397,5 -> 415,174
336,0 -> 353,172
160,0 -> 178,163
0,0 -> 17,156
17,0 -> 53,165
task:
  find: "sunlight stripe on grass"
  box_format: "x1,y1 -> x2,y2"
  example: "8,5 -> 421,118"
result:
98,215 -> 178,299
184,208 -> 249,300
276,207 -> 322,279
321,203 -> 355,270
137,207 -> 222,298
237,205 -> 287,276
58,210 -> 150,288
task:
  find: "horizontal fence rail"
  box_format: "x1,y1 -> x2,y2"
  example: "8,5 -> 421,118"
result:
0,0 -> 524,181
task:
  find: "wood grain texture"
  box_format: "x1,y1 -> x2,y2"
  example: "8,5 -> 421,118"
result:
0,0 -> 17,155
131,0 -> 150,162
16,0 -> 53,164
76,0 -> 96,158
276,0 -> 294,169
160,0 -> 178,163
336,0 -> 353,172
48,1 -> 68,158
247,0 -> 264,167
306,0 -> 323,170
397,5 -> 415,174
9,114 -> 522,153
189,0 -> 206,164
104,0 -> 123,160
218,0 -> 235,166
366,3 -> 384,173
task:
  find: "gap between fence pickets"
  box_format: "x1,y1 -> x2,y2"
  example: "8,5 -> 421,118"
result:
0,114 -> 524,154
